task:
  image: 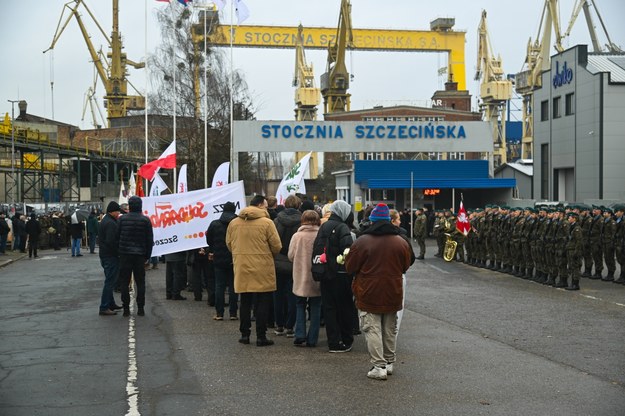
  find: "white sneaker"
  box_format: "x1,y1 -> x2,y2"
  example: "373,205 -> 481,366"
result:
367,366 -> 387,380
386,363 -> 394,375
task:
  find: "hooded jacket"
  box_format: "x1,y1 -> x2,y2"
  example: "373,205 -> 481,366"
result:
312,200 -> 354,280
226,205 -> 282,293
206,211 -> 237,268
346,221 -> 412,314
273,207 -> 302,275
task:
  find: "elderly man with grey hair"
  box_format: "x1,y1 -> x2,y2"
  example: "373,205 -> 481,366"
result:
312,200 -> 356,353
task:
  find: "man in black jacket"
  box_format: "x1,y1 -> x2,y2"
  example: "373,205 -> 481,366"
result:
206,201 -> 239,320
117,196 -> 153,317
0,212 -> 9,254
25,214 -> 41,258
98,201 -> 122,316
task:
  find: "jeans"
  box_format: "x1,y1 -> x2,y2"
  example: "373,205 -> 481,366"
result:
295,296 -> 321,346
71,237 -> 81,256
12,234 -> 21,251
214,265 -> 238,317
88,233 -> 97,253
119,254 -> 146,309
240,292 -> 272,339
99,256 -> 119,311
273,273 -> 296,329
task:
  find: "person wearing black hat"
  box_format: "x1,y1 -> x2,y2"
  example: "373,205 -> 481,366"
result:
117,196 -> 153,317
206,201 -> 239,320
98,201 -> 122,316
601,208 -> 617,281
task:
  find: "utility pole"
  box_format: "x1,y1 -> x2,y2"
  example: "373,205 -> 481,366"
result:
7,99 -> 19,204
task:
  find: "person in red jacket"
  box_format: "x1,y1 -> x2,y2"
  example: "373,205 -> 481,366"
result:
346,203 -> 413,381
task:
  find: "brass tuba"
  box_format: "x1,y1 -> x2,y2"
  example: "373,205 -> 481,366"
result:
443,233 -> 457,262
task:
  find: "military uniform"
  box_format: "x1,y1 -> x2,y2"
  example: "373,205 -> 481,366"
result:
565,213 -> 583,290
601,209 -> 616,281
613,205 -> 625,284
580,211 -> 593,277
588,208 -> 604,279
413,210 -> 427,259
555,211 -> 570,287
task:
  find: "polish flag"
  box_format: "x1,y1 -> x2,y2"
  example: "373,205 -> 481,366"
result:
456,201 -> 470,236
138,141 -> 176,181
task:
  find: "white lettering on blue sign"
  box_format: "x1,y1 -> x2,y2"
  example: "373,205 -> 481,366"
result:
552,61 -> 573,89
261,123 -> 466,140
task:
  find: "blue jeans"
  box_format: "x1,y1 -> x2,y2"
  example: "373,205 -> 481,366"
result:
88,233 -> 97,253
12,234 -> 20,251
71,237 -> 81,256
273,274 -> 296,329
99,256 -> 119,311
295,296 -> 322,346
214,265 -> 237,317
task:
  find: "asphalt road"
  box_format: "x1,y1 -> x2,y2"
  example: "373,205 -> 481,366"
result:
1,243 -> 624,416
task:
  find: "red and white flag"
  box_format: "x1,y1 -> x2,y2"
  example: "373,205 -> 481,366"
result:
456,201 -> 470,236
138,141 -> 176,180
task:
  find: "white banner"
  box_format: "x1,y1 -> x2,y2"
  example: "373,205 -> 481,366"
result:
275,152 -> 311,205
177,164 -> 188,193
150,171 -> 169,196
211,161 -> 230,188
144,181 -> 246,257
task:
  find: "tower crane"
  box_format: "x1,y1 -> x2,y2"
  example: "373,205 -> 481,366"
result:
475,10 -> 512,169
44,0 -> 145,126
293,24 -> 321,177
563,0 -> 623,53
515,0 -> 563,160
320,0 -> 354,115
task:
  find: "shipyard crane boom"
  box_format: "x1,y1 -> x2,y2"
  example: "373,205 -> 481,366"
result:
563,0 -> 623,53
515,0 -> 563,159
475,10 -> 512,169
293,24 -> 321,177
44,0 -> 145,126
320,0 -> 354,114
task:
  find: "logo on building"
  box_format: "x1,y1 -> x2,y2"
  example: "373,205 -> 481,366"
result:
552,61 -> 573,89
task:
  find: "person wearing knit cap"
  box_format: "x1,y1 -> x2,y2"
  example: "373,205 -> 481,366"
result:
98,200 -> 122,316
346,203 -> 413,380
312,199 -> 356,353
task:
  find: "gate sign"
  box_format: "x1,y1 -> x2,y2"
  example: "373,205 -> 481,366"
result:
143,181 -> 246,257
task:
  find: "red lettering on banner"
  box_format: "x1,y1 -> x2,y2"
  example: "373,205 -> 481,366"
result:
149,201 -> 209,229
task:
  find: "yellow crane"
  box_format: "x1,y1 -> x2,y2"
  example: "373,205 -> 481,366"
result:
44,0 -> 145,126
563,0 -> 622,53
515,0 -> 563,160
320,0 -> 354,115
293,24 -> 321,177
475,10 -> 512,169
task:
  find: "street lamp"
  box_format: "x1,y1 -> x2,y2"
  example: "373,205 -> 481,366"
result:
7,99 -> 19,204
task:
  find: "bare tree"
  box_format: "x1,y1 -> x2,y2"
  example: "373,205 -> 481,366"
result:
147,4 -> 255,192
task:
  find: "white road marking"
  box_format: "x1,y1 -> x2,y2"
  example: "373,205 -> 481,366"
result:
579,294 -> 625,308
428,264 -> 450,274
125,285 -> 140,416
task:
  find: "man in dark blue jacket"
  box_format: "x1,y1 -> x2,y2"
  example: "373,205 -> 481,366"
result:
98,201 -> 122,316
206,201 -> 238,320
117,196 -> 153,317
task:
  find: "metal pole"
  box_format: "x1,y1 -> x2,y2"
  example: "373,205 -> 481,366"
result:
203,6 -> 208,189
410,171 -> 414,240
8,100 -> 19,204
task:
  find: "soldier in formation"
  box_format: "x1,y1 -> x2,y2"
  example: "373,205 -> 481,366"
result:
461,204 -> 624,289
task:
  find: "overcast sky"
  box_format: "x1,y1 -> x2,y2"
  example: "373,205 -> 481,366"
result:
1,0 -> 624,129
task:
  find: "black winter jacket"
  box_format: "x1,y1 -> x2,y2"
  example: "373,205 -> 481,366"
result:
117,211 -> 153,259
0,218 -> 9,236
274,208 -> 302,256
25,218 -> 41,239
98,214 -> 119,258
206,211 -> 237,268
313,213 -> 354,279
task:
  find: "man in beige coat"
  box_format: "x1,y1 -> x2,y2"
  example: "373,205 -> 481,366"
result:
226,195 -> 282,346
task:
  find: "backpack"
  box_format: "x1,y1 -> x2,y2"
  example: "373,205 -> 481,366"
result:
311,223 -> 341,282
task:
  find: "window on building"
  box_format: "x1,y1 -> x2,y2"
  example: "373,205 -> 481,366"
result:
553,96 -> 561,119
375,152 -> 384,160
565,92 -> 575,116
405,117 -> 416,122
449,152 -> 458,160
363,117 -> 372,121
386,153 -> 394,160
541,144 -> 549,200
374,117 -> 384,121
541,100 -> 549,121
386,117 -> 395,121
366,152 -> 374,160
458,152 -> 466,160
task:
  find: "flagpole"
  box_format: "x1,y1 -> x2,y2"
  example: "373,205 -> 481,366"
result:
171,4 -> 177,192
452,188 -> 455,213
203,5 -> 208,189
410,171 -> 414,240
144,0 -> 149,195
229,0 -> 234,183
